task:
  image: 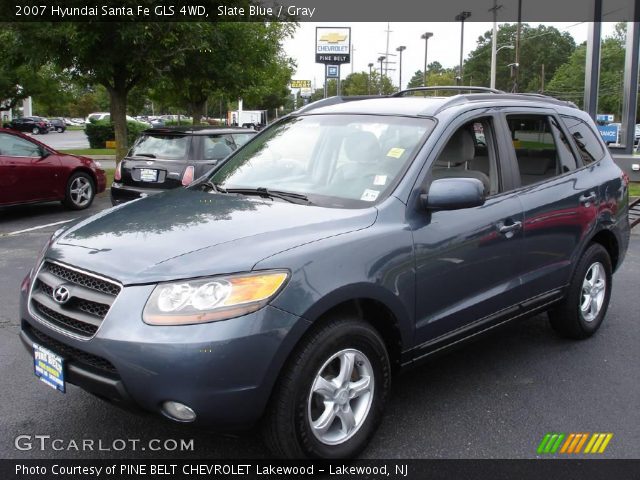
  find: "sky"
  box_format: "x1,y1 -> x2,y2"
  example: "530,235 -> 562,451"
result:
283,22 -> 619,90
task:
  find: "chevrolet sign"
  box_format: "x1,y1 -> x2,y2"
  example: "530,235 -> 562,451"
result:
316,27 -> 351,65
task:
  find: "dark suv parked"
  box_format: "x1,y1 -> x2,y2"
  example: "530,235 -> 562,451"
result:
20,88 -> 629,459
110,126 -> 256,205
4,116 -> 51,134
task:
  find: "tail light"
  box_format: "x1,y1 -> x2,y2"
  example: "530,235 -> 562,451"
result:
182,165 -> 195,186
622,172 -> 629,187
114,162 -> 122,181
38,122 -> 45,127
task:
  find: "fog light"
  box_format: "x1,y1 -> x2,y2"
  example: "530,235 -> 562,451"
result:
162,401 -> 196,422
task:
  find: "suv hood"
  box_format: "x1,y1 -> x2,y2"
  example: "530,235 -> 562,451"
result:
50,188 -> 376,284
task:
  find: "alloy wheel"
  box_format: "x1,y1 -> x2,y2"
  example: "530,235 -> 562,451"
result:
69,176 -> 93,207
580,261 -> 606,322
307,348 -> 374,446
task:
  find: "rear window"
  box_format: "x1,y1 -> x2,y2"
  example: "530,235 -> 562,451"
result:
129,134 -> 190,160
561,115 -> 605,164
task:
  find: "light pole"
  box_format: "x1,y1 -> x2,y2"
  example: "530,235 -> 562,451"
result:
378,56 -> 386,94
455,11 -> 471,85
421,32 -> 433,87
491,45 -> 514,90
396,46 -> 406,90
368,62 -> 374,94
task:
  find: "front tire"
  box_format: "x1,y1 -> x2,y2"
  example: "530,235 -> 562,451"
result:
263,316 -> 390,458
56,127 -> 64,133
548,243 -> 612,339
63,172 -> 95,210
32,127 -> 39,134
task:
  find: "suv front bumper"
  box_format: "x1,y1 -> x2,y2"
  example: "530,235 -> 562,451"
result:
20,272 -> 310,429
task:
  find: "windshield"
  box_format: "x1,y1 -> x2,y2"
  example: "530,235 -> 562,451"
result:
129,134 -> 190,159
209,115 -> 433,208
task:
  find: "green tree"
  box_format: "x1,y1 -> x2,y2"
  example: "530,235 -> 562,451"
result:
12,13 -> 215,161
154,22 -> 295,126
341,71 -> 395,95
464,23 -> 575,92
547,35 -> 628,117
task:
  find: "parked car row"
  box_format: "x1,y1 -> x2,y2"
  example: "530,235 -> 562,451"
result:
2,116 -> 69,134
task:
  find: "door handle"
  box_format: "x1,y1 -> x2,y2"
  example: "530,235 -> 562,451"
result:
579,192 -> 597,205
498,221 -> 522,234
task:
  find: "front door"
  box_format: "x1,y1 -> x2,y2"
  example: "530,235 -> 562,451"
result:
411,113 -> 525,347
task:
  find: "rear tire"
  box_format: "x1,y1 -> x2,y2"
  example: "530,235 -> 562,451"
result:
56,127 -> 64,133
263,316 -> 390,459
63,172 -> 95,210
548,243 -> 612,339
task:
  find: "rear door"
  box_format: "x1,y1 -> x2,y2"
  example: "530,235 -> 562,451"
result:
499,109 -> 599,301
121,133 -> 193,189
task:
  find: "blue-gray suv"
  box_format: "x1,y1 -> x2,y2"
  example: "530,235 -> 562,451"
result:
20,87 -> 630,458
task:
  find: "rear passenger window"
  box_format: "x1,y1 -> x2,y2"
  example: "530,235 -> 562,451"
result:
203,135 -> 235,161
507,115 -> 577,187
561,115 -> 604,164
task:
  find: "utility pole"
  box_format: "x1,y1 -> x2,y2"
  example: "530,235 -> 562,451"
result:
384,23 -> 392,75
489,1 -> 503,90
541,64 -> 545,93
368,63 -> 374,94
351,45 -> 356,74
396,46 -> 406,90
514,0 -> 522,92
378,56 -> 386,94
455,12 -> 471,86
421,32 -> 433,87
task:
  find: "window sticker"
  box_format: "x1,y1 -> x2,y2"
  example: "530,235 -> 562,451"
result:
386,147 -> 405,158
360,189 -> 380,202
373,175 -> 387,186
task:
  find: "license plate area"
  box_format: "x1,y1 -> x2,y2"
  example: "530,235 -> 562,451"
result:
33,343 -> 65,393
139,168 -> 158,182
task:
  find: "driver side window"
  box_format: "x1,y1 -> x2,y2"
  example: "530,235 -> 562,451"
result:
431,118 -> 499,196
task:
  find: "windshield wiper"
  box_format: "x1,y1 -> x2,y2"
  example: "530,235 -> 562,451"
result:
225,187 -> 312,205
133,153 -> 156,158
198,179 -> 227,193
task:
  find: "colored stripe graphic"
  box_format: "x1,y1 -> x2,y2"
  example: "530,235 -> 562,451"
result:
539,433 -> 613,454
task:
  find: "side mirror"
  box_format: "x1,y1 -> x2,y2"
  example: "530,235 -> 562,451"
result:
420,177 -> 486,211
39,148 -> 51,159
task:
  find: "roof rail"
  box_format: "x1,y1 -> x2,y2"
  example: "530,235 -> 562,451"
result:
294,95 -> 384,114
393,86 -> 504,97
432,92 -> 578,113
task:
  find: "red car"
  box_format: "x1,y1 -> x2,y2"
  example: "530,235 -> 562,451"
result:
0,128 -> 106,210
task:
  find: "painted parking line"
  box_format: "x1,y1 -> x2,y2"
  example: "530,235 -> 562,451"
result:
1,219 -> 74,237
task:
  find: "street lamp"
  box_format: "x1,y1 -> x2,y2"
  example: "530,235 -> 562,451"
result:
455,11 -> 471,86
421,32 -> 433,87
368,62 -> 374,95
378,56 -> 386,94
491,45 -> 515,90
396,46 -> 406,91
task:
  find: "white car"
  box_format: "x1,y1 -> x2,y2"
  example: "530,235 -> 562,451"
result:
85,113 -> 149,125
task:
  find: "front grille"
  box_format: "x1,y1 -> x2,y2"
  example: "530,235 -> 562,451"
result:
26,324 -> 118,375
29,261 -> 121,339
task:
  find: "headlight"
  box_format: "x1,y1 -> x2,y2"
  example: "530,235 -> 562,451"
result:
143,271 -> 289,325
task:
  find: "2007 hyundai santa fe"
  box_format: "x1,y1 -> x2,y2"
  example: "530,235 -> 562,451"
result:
20,87 -> 630,458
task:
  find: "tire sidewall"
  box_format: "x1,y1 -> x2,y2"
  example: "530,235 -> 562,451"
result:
291,321 -> 390,459
571,244 -> 612,336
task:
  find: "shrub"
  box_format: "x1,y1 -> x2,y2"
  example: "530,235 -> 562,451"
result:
84,120 -> 149,149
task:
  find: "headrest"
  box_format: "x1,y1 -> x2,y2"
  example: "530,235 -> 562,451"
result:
436,129 -> 475,167
344,131 -> 381,162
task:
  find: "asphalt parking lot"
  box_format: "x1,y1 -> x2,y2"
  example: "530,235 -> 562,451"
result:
1,195 -> 639,459
28,129 -> 90,150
